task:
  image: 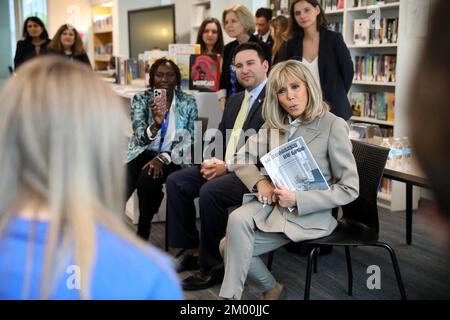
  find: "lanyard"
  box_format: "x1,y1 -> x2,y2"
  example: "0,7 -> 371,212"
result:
159,111 -> 170,152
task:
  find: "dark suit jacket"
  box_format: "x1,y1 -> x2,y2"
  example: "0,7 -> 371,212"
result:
279,27 -> 354,120
219,35 -> 272,97
265,34 -> 274,49
14,39 -> 51,70
210,86 -> 266,159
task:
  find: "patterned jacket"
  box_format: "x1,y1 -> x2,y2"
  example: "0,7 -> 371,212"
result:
126,89 -> 198,164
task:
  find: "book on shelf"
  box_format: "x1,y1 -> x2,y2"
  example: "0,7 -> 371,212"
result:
386,92 -> 395,122
353,19 -> 370,45
328,20 -> 343,33
353,0 -> 387,7
189,54 -> 221,92
115,57 -> 139,85
350,92 -> 365,117
169,44 -> 201,90
354,54 -> 397,82
350,91 -> 395,122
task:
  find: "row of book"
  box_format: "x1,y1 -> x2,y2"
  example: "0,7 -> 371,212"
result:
327,20 -> 343,33
379,177 -> 393,195
115,45 -> 221,92
319,0 -> 344,11
352,0 -> 398,7
115,57 -> 139,85
350,91 -> 395,122
95,43 -> 112,56
353,54 -> 396,82
93,15 -> 112,32
353,17 -> 398,45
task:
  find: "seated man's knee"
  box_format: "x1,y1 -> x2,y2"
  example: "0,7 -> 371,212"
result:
198,179 -> 216,201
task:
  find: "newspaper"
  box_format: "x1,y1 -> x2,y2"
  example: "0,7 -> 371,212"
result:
242,136 -> 329,211
260,136 -> 330,192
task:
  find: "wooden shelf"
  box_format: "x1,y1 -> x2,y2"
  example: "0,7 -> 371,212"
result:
95,55 -> 111,62
351,116 -> 394,126
94,28 -> 113,34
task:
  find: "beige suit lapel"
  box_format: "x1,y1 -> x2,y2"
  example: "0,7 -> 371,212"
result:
289,116 -> 321,144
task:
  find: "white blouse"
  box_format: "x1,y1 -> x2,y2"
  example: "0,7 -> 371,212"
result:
302,56 -> 321,89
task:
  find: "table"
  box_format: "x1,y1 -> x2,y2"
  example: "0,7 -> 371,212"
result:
360,138 -> 430,245
383,165 -> 430,245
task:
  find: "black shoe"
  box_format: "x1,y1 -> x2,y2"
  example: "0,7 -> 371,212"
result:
182,264 -> 224,290
175,253 -> 199,273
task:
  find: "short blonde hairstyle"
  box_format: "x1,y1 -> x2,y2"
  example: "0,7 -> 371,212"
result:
0,57 -> 147,299
222,5 -> 255,36
262,60 -> 329,131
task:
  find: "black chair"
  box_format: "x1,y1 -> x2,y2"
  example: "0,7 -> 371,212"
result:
267,139 -> 407,300
164,117 -> 208,251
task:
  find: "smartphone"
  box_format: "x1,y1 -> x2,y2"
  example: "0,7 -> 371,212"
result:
153,88 -> 167,114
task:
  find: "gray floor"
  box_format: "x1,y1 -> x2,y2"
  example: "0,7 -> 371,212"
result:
127,206 -> 450,300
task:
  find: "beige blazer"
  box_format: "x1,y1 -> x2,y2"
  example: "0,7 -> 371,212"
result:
233,111 -> 359,242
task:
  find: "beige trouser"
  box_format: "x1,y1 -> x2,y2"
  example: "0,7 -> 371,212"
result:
218,204 -> 291,300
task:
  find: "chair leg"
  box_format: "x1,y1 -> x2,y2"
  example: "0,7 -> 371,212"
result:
267,251 -> 274,272
313,251 -> 318,273
374,242 -> 407,300
345,246 -> 353,296
304,247 -> 318,300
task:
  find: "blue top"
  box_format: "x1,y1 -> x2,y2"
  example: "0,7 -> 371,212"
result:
0,217 -> 183,300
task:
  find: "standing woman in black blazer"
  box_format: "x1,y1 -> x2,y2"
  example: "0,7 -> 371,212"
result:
14,16 -> 51,71
47,24 -> 91,68
279,0 -> 353,120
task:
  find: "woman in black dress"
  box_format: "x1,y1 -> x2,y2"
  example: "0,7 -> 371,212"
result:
14,16 -> 51,71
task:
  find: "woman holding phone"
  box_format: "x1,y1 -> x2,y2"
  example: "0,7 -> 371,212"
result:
126,58 -> 198,241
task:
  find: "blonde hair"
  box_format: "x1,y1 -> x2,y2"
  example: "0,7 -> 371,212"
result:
0,57 -> 146,299
270,15 -> 289,63
262,60 -> 328,131
222,5 -> 255,36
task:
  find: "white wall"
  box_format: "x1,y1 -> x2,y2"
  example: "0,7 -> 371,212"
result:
395,0 -> 435,138
47,0 -> 93,64
113,0 -> 161,57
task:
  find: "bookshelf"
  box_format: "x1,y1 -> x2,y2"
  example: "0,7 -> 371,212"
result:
268,0 -> 421,211
190,0 -> 212,44
92,3 -> 113,70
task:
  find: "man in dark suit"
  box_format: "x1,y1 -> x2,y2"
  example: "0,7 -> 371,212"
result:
166,42 -> 269,290
255,8 -> 274,49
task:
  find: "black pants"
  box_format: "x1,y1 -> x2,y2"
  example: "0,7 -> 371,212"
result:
166,166 -> 249,267
127,150 -> 181,240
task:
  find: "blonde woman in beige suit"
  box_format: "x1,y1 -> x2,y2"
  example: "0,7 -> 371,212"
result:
219,60 -> 359,300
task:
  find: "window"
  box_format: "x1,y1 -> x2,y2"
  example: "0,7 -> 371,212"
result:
22,0 -> 47,24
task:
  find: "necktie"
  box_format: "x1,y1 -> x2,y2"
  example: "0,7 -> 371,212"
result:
225,91 -> 251,162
